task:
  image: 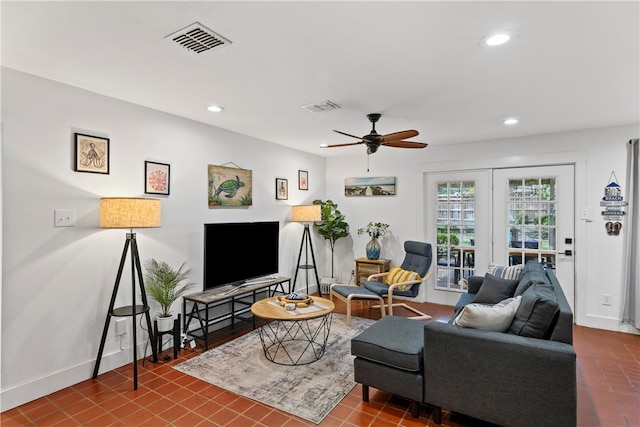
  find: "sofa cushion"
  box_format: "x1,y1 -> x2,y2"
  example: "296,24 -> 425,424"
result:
466,275 -> 485,294
509,283 -> 559,339
453,292 -> 476,315
351,316 -> 424,372
514,261 -> 549,296
473,273 -> 519,304
453,296 -> 522,332
487,263 -> 523,280
384,265 -> 421,291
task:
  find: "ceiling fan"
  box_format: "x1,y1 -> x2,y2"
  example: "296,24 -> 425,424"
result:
323,113 -> 428,154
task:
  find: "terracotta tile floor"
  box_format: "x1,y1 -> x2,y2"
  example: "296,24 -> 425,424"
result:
2,300 -> 639,426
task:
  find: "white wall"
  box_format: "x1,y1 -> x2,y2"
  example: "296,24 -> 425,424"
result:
0,68 -> 326,410
327,125 -> 639,334
2,67 -> 638,411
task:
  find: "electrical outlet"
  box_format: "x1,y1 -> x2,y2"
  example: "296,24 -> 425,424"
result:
602,294 -> 612,306
115,318 -> 127,335
54,209 -> 76,227
351,270 -> 355,276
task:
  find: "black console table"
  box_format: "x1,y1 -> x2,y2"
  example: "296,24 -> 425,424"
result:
182,276 -> 291,350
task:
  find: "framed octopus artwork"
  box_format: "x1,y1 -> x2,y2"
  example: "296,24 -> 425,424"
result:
207,164 -> 253,207
74,133 -> 109,174
144,161 -> 170,195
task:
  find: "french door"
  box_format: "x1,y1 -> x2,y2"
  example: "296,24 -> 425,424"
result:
493,165 -> 575,310
426,170 -> 491,292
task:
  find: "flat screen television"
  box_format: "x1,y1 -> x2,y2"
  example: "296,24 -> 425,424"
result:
203,221 -> 279,291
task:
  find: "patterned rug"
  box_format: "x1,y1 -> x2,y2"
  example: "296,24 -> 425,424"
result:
174,314 -> 375,424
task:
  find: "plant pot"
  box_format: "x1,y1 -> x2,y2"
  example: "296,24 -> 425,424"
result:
156,315 -> 174,332
366,238 -> 381,260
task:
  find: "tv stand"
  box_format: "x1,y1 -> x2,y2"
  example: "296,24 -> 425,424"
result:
182,276 -> 291,350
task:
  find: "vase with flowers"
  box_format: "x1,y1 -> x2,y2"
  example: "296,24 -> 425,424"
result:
357,222 -> 390,260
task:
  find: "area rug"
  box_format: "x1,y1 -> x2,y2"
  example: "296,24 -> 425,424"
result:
174,314 -> 374,424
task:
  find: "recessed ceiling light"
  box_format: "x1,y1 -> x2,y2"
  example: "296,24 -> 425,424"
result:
207,105 -> 224,112
484,32 -> 512,46
503,118 -> 519,125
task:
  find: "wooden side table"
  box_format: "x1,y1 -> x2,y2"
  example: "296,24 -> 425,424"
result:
355,258 -> 391,286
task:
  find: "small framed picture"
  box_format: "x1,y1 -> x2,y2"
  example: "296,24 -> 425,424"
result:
145,161 -> 170,195
298,170 -> 309,190
74,133 -> 109,174
275,178 -> 288,200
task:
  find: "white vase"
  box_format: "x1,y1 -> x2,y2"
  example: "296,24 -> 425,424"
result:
156,315 -> 174,332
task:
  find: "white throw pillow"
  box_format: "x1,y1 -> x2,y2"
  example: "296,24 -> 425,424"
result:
453,296 -> 522,332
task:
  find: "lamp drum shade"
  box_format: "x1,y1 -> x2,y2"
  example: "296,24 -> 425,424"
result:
100,198 -> 161,228
291,204 -> 321,222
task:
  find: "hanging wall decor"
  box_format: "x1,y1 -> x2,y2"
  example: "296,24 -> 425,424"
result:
144,161 -> 170,195
208,163 -> 253,207
275,178 -> 288,200
601,171 -> 628,235
74,133 -> 109,174
345,176 -> 396,197
298,170 -> 309,190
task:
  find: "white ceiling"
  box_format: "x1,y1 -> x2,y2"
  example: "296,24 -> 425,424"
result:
2,1 -> 639,157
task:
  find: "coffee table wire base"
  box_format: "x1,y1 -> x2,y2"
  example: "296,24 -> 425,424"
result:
257,313 -> 333,365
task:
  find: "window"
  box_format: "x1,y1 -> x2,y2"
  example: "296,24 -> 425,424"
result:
506,178 -> 557,269
435,181 -> 476,291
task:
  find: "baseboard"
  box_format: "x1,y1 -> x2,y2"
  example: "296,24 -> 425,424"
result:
578,314 -> 639,335
0,343 -> 145,412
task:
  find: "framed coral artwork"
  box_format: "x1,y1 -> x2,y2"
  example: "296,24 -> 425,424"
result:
145,161 -> 170,195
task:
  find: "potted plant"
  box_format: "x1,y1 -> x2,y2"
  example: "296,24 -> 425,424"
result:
357,222 -> 390,260
312,199 -> 350,280
144,259 -> 195,332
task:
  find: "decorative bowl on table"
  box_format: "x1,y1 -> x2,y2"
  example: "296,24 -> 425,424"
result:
277,294 -> 313,308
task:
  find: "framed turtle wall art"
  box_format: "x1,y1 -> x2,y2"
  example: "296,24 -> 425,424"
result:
207,164 -> 253,206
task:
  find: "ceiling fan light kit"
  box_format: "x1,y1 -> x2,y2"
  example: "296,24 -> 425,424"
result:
324,113 -> 428,155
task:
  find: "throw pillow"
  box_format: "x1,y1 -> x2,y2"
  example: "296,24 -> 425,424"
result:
454,296 -> 522,332
384,266 -> 422,291
509,283 -> 559,339
487,263 -> 524,280
472,273 -> 519,304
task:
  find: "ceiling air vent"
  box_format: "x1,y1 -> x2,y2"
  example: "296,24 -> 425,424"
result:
301,101 -> 341,113
166,22 -> 231,54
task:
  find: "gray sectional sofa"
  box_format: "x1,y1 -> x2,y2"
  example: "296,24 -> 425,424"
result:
351,261 -> 577,427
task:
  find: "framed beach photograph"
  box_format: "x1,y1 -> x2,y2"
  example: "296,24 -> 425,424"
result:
345,176 -> 396,197
145,161 -> 170,195
298,170 -> 308,190
74,133 -> 109,174
275,178 -> 288,200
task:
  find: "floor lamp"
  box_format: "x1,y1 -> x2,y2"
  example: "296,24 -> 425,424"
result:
93,197 -> 161,390
292,205 -> 321,296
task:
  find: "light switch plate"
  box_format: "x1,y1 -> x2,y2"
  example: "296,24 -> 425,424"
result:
54,209 -> 76,227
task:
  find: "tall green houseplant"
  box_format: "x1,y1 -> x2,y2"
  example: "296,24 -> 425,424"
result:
144,259 -> 195,319
312,199 -> 349,277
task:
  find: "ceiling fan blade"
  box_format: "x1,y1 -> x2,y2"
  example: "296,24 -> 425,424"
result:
382,140 -> 428,149
322,141 -> 364,148
333,130 -> 365,140
378,130 -> 419,142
